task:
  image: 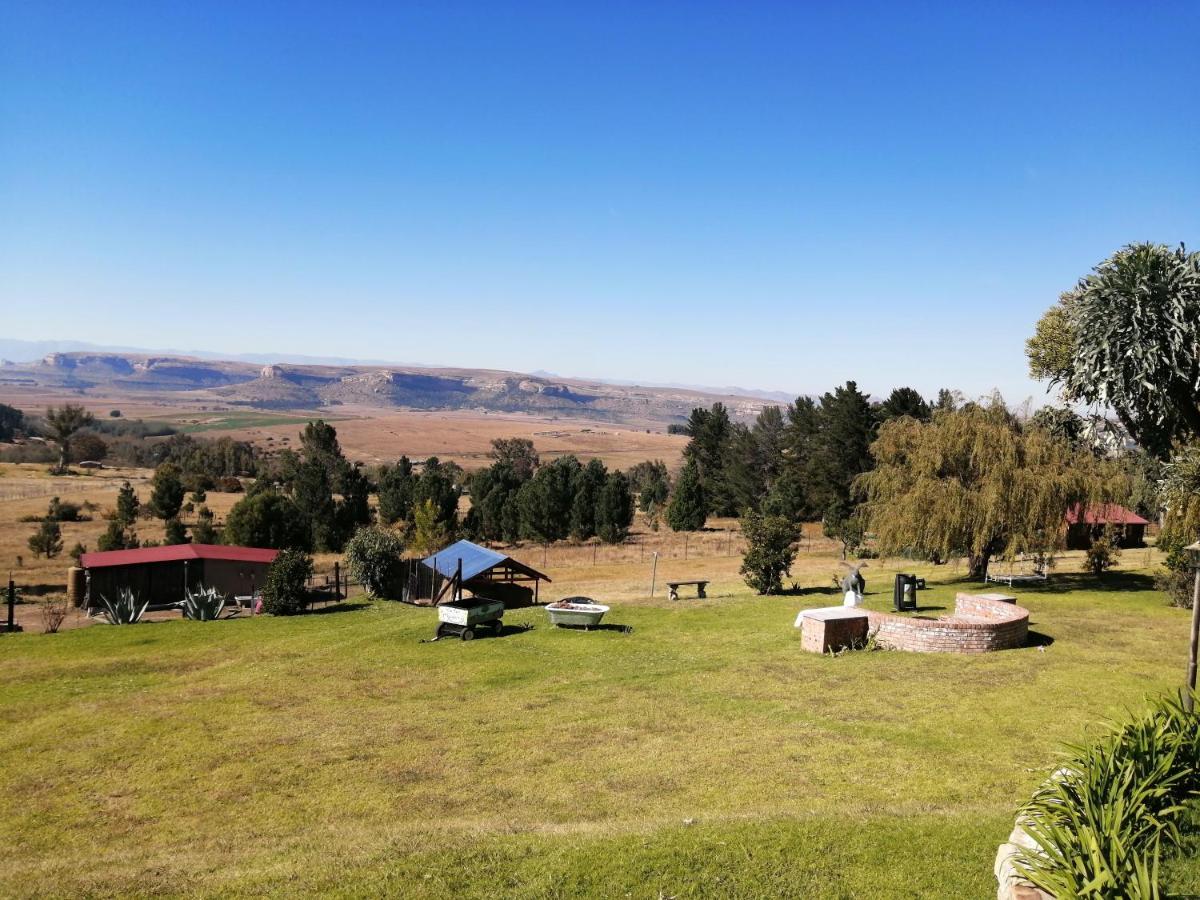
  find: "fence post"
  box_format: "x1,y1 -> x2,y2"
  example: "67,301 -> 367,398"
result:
593,544 -> 597,566
6,578 -> 15,632
334,561 -> 341,600
650,552 -> 658,598
684,533 -> 689,561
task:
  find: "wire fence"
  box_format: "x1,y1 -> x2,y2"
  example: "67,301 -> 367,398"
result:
0,478 -> 122,503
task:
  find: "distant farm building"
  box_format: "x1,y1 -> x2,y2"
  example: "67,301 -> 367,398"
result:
1065,504 -> 1149,550
77,544 -> 278,609
420,539 -> 550,607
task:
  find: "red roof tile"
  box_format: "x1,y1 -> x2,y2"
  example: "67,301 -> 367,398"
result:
80,543 -> 279,569
1065,503 -> 1149,526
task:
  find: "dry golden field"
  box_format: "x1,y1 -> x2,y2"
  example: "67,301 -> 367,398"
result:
0,385 -> 689,472
202,407 -> 688,471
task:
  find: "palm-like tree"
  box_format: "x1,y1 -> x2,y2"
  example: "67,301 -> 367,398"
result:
44,404 -> 95,474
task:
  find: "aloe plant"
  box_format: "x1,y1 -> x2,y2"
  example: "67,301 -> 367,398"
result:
98,587 -> 148,625
182,585 -> 226,621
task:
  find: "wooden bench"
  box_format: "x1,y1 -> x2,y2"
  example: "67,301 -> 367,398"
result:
667,580 -> 708,601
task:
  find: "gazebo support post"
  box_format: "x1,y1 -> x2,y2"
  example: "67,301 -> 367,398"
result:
1187,564 -> 1200,714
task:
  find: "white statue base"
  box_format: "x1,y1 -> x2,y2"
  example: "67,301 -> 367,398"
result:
843,590 -> 863,607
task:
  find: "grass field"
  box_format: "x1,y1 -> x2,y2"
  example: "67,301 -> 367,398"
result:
2,551 -> 1197,898
147,412 -> 348,434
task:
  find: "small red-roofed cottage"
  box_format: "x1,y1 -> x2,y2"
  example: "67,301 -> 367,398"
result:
78,544 -> 278,609
1065,503 -> 1149,550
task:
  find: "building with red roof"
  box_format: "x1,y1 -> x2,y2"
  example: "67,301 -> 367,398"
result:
78,544 -> 279,609
1065,504 -> 1150,550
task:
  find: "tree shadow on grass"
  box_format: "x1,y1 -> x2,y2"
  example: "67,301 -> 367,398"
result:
305,601 -> 372,616
943,571 -> 1158,594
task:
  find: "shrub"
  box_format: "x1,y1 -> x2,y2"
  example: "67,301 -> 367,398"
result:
98,587 -> 148,625
46,496 -> 85,522
68,542 -> 87,565
260,550 -> 312,615
1157,567 -> 1197,609
182,585 -> 226,621
1085,533 -> 1120,577
215,476 -> 244,493
344,526 -> 406,599
39,596 -> 69,633
739,511 -> 798,595
27,520 -> 63,559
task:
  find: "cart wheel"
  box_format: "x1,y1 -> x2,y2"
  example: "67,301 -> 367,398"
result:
435,623 -> 447,639
492,621 -> 504,635
461,628 -> 475,641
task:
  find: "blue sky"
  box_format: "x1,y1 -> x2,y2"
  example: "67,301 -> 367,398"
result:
3,2 -> 1198,403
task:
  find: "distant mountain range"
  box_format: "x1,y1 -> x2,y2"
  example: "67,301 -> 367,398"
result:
0,343 -> 774,424
0,338 -> 796,407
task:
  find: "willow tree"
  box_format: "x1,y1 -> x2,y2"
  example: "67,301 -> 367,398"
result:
1159,445 -> 1200,604
857,399 -> 1119,578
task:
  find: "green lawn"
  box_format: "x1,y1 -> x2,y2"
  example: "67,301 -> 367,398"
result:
148,412 -> 345,433
1,567 -> 1196,897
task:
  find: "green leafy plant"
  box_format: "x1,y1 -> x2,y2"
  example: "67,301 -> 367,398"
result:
1085,530 -> 1121,577
739,510 -> 798,595
182,585 -> 226,621
260,549 -> 313,616
99,587 -> 149,625
344,525 -> 405,599
1015,692 -> 1200,898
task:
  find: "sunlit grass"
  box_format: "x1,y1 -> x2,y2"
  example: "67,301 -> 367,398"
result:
0,560 -> 1196,897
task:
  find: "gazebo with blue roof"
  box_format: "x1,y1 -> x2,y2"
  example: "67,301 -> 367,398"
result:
422,539 -> 551,606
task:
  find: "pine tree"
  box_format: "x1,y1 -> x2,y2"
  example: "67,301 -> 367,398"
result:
410,499 -> 450,557
570,459 -> 607,540
148,463 -> 185,521
191,506 -> 219,544
682,403 -> 736,516
878,387 -> 931,422
666,460 -> 707,532
805,381 -> 877,519
292,457 -> 337,550
97,518 -> 138,552
595,471 -> 634,543
28,520 -> 63,558
517,456 -> 579,541
413,457 -> 461,533
377,456 -> 416,525
163,517 -> 188,546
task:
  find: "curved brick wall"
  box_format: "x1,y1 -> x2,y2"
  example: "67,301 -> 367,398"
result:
864,592 -> 1029,653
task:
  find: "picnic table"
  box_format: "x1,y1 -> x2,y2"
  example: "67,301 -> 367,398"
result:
667,580 -> 708,601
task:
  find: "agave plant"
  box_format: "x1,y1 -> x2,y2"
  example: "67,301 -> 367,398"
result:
98,587 -> 148,625
182,585 -> 226,621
